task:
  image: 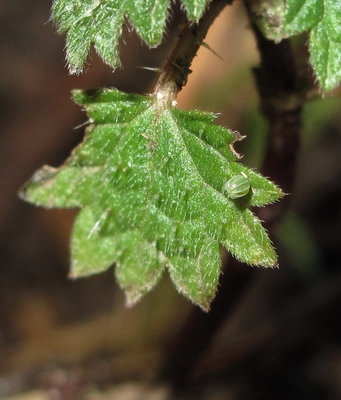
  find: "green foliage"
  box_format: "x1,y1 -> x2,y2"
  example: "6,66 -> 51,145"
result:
22,89 -> 283,310
26,0 -> 340,308
52,0 -> 210,74
181,0 -> 209,21
249,0 -> 341,91
53,0 -> 340,89
283,0 -> 341,91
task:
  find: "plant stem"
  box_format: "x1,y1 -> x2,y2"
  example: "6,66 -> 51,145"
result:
155,4 -> 307,388
153,0 -> 231,101
250,22 -> 305,229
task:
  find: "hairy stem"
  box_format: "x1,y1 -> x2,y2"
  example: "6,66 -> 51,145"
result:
153,0 -> 231,100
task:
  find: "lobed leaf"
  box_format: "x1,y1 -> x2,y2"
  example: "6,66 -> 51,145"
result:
52,0 -> 211,73
22,89 -> 283,309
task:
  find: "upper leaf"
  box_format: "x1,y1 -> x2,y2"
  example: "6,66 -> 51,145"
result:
249,0 -> 341,91
22,89 -> 283,310
181,0 -> 210,21
283,0 -> 341,91
52,0 -> 211,74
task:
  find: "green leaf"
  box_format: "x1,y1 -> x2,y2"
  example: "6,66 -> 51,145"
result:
283,0 -> 341,91
309,21 -> 341,92
182,0 -> 209,21
284,0 -> 322,34
22,89 -> 283,310
52,0 -> 211,74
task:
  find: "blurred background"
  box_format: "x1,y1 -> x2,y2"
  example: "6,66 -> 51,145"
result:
0,1 -> 340,399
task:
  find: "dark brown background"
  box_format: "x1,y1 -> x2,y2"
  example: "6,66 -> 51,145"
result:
0,1 -> 340,399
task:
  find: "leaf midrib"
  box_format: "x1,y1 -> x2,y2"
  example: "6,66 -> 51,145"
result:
166,109 -> 234,210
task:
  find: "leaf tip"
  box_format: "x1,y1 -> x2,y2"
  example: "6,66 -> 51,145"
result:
71,89 -> 87,104
124,291 -> 143,308
198,302 -> 211,313
19,166 -> 59,207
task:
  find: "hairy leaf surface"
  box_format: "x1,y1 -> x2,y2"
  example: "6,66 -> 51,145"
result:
52,0 -> 211,73
249,0 -> 341,91
23,89 -> 283,309
283,0 -> 341,90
